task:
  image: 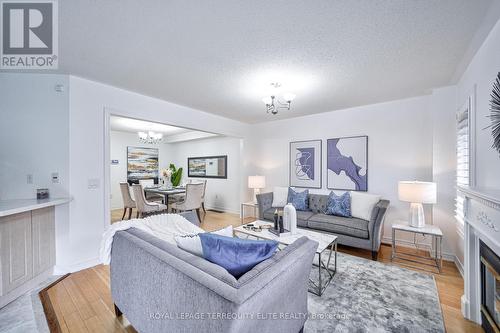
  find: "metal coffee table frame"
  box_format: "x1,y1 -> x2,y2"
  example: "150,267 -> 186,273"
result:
234,226 -> 337,297
309,238 -> 337,296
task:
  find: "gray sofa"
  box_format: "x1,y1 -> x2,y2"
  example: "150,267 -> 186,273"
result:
110,211 -> 318,333
256,192 -> 389,260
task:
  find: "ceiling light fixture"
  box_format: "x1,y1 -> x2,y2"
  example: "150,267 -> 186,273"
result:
138,131 -> 163,144
262,82 -> 296,115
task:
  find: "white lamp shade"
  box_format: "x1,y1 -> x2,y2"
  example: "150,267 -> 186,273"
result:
248,175 -> 266,189
262,97 -> 273,105
398,181 -> 437,204
282,92 -> 296,102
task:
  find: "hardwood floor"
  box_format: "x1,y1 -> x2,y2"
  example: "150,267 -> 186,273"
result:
41,210 -> 482,332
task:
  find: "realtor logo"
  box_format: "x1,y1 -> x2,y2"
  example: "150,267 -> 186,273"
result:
1,0 -> 58,69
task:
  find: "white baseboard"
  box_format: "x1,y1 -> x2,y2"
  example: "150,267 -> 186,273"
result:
54,257 -> 100,275
454,255 -> 464,277
205,205 -> 239,215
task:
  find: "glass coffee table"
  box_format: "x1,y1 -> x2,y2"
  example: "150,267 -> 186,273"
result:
234,220 -> 338,296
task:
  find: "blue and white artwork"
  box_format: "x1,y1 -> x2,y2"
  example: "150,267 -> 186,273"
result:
290,140 -> 322,188
327,136 -> 368,191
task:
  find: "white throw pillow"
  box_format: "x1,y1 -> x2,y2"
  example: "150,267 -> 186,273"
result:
350,192 -> 381,221
175,225 -> 233,256
272,187 -> 289,207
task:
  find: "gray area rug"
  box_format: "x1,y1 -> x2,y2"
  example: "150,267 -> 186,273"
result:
0,277 -> 59,333
305,252 -> 445,333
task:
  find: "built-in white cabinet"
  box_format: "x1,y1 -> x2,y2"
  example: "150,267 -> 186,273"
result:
0,211 -> 33,295
0,206 -> 55,307
32,207 -> 56,275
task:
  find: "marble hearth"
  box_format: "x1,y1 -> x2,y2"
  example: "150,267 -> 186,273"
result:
459,186 -> 500,328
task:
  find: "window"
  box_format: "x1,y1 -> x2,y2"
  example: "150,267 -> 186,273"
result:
455,95 -> 475,232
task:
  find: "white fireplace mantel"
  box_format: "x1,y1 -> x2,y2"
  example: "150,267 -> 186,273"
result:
458,185 -> 500,324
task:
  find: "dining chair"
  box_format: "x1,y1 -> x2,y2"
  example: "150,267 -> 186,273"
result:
119,182 -> 136,220
189,179 -> 207,214
171,183 -> 204,221
139,179 -> 164,203
132,184 -> 168,218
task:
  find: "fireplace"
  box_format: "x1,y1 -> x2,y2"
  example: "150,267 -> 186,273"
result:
481,240 -> 500,333
459,186 -> 500,326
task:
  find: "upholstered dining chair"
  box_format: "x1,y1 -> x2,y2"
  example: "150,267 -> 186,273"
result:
132,184 -> 168,218
189,179 -> 207,214
119,182 -> 136,220
171,183 -> 204,221
171,179 -> 207,213
138,179 -> 164,203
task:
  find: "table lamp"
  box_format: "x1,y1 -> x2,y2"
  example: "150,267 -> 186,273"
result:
248,176 -> 266,203
398,181 -> 437,228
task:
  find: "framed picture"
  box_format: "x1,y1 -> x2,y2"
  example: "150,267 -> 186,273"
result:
188,155 -> 227,179
127,146 -> 159,184
289,140 -> 322,188
327,135 -> 368,191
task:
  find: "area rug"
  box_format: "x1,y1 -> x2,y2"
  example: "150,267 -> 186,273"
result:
305,252 -> 445,333
0,276 -> 59,333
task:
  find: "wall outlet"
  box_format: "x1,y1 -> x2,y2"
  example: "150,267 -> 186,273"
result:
27,174 -> 33,184
51,172 -> 59,183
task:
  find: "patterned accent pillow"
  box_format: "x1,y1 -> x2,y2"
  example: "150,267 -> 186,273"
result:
287,188 -> 309,211
325,191 -> 351,217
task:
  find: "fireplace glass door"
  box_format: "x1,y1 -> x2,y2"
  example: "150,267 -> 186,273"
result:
480,240 -> 500,332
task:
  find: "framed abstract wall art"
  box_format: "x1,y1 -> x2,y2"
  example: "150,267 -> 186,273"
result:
289,140 -> 322,188
327,136 -> 368,191
127,146 -> 159,183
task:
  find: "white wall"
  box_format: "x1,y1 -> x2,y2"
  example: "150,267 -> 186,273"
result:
457,17 -> 500,189
66,75 -> 250,272
452,16 -> 500,271
430,86 -> 461,265
5,14 -> 500,273
0,73 -> 71,272
109,131 -> 173,209
248,96 -> 438,250
0,73 -> 70,200
169,136 -> 242,214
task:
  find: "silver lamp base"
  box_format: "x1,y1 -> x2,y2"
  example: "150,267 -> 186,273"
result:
253,188 -> 260,204
408,202 -> 425,228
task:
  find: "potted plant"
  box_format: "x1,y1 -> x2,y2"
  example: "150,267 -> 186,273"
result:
169,164 -> 183,187
161,164 -> 183,188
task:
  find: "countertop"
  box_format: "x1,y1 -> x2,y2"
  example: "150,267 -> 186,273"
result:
0,198 -> 71,217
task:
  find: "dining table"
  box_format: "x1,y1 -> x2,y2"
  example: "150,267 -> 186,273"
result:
143,185 -> 186,210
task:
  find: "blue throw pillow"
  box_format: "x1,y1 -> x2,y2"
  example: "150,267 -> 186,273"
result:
325,191 -> 352,217
198,233 -> 279,278
287,188 -> 309,211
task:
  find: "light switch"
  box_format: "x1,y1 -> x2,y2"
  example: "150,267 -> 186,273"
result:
27,174 -> 33,184
52,172 -> 59,183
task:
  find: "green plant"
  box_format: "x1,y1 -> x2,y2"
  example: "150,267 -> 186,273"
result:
169,163 -> 183,187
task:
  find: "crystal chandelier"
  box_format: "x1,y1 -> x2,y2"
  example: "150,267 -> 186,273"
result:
138,131 -> 163,144
262,82 -> 296,115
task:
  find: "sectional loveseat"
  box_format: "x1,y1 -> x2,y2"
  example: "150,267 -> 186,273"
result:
256,192 -> 390,260
110,211 -> 318,333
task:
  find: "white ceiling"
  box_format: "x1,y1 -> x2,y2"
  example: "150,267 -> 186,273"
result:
60,0 -> 495,123
110,116 -> 189,136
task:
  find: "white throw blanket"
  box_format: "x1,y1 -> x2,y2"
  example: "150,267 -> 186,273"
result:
99,213 -> 204,265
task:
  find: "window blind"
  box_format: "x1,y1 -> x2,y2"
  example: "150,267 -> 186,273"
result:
455,107 -> 470,229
